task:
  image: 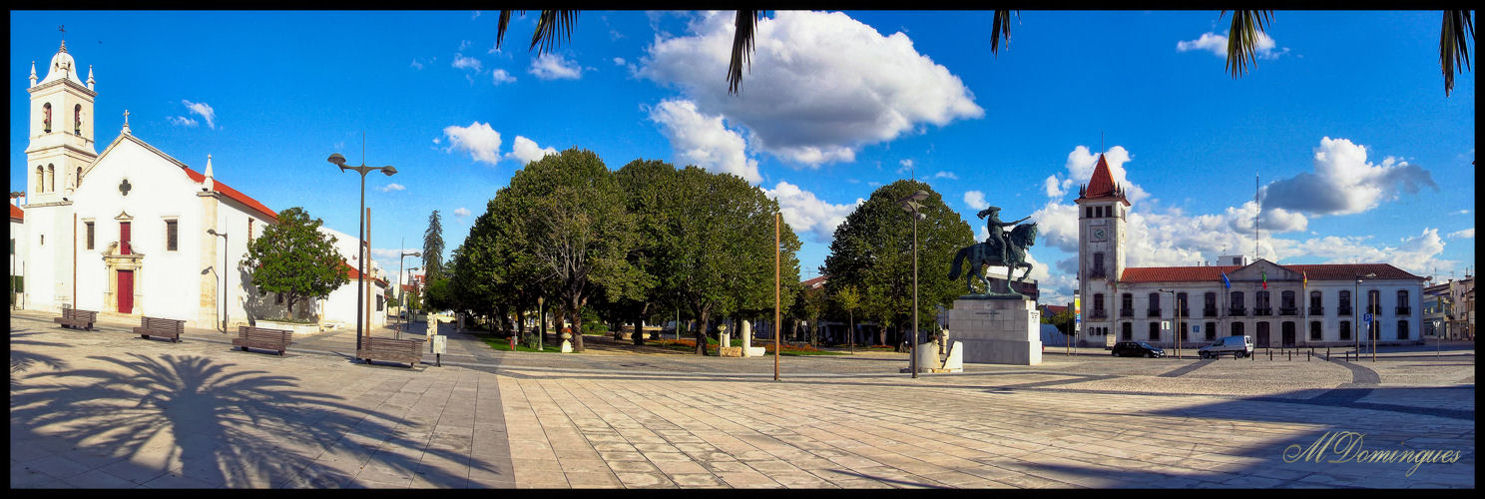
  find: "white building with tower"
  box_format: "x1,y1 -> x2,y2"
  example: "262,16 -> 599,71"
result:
16,40 -> 386,330
1072,153 -> 1425,349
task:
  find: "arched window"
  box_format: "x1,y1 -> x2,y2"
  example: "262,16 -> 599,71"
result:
1339,290 -> 1352,315
1309,290 -> 1323,315
1281,290 -> 1296,314
74,104 -> 82,135
1396,290 -> 1410,315
43,103 -> 52,133
36,166 -> 44,192
47,164 -> 54,192
76,167 -> 82,188
1230,291 -> 1245,315
1147,292 -> 1161,317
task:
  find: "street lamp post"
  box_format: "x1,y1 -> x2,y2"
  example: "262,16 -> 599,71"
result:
207,229 -> 228,332
899,189 -> 929,379
1354,272 -> 1376,359
400,266 -> 420,339
397,248 -> 421,339
1159,288 -> 1179,358
328,151 -> 397,356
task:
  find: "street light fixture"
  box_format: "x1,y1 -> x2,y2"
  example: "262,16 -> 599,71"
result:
206,229 -> 228,332
328,150 -> 397,356
400,266 -> 420,339
397,249 -> 422,338
1354,272 -> 1377,359
899,189 -> 929,379
1159,288 -> 1181,358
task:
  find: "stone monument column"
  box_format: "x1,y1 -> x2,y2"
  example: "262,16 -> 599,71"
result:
947,296 -> 1042,365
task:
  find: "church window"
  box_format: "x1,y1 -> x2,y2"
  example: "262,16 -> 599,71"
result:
43,103 -> 52,133
47,165 -> 55,192
165,220 -> 178,251
1091,252 -> 1105,278
248,219 -> 254,242
40,234 -> 44,247
84,221 -> 94,250
36,166 -> 44,192
76,167 -> 82,188
74,104 -> 82,135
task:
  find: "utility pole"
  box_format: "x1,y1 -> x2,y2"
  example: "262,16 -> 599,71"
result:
774,210 -> 781,382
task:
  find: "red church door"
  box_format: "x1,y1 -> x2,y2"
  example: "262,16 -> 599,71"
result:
117,270 -> 134,313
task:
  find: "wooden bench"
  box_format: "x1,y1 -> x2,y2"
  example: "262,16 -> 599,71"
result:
357,337 -> 425,367
132,316 -> 185,342
233,326 -> 293,356
53,308 -> 98,330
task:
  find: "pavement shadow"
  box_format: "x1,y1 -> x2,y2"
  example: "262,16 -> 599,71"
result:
9,330 -> 71,384
10,353 -> 493,488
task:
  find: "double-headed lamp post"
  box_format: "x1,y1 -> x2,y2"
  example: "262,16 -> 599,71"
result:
1159,288 -> 1180,357
397,251 -> 421,337
400,266 -> 420,339
899,189 -> 929,379
328,152 -> 397,355
1354,272 -> 1376,357
206,229 -> 228,332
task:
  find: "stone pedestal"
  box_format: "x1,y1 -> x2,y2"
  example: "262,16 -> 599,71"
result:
741,320 -> 766,357
947,297 -> 1042,365
560,332 -> 573,353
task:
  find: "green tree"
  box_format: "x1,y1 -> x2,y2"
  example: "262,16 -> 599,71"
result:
241,207 -> 349,317
823,180 -> 974,349
509,148 -> 639,352
423,210 -> 445,282
835,284 -> 861,353
1042,308 -> 1075,336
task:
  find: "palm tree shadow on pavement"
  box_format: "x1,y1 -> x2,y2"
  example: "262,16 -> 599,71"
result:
10,330 -> 72,385
10,353 -> 493,488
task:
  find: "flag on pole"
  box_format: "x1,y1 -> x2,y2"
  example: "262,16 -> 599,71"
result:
1302,271 -> 1308,289
1221,272 -> 1231,290
1261,270 -> 1268,290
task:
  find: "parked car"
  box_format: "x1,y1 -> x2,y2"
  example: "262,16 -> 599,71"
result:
1198,335 -> 1255,358
1111,341 -> 1165,358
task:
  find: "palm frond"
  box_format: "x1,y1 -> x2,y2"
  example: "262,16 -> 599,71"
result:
531,10 -> 579,55
496,10 -> 517,49
991,10 -> 1019,55
728,10 -> 763,95
1441,10 -> 1474,97
1223,10 -> 1273,78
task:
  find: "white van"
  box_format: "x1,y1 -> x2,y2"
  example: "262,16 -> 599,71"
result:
1198,335 -> 1254,358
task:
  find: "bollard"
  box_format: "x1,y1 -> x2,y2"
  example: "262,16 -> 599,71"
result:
1268,349 -> 1272,361
1326,346 -> 1330,361
1307,350 -> 1311,361
1288,349 -> 1292,361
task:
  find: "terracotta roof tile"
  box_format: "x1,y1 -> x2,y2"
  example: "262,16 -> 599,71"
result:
9,204 -> 22,221
182,167 -> 278,222
1077,154 -> 1127,204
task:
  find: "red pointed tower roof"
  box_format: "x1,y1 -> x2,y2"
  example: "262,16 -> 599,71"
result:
1076,153 -> 1130,206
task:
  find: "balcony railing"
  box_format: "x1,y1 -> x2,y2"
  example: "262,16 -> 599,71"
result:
1119,308 -> 1134,318
1089,269 -> 1106,279
1396,307 -> 1411,316
1146,308 -> 1161,318
1338,307 -> 1352,316
1309,306 -> 1324,316
1090,310 -> 1108,319
1253,307 -> 1272,316
1279,306 -> 1298,316
1229,307 -> 1246,316
1202,307 -> 1218,317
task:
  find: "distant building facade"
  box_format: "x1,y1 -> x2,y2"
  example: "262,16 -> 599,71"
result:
1423,277 -> 1474,340
1072,153 -> 1426,348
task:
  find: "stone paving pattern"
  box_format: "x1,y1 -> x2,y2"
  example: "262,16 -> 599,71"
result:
9,311 -> 1475,488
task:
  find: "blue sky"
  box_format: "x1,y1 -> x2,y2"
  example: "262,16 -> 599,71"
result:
11,11 -> 1475,305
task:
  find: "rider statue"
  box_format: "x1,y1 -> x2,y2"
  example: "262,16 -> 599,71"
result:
976,206 -> 1030,263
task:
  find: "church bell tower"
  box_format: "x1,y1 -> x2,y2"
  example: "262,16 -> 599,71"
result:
1074,153 -> 1130,344
25,39 -> 99,205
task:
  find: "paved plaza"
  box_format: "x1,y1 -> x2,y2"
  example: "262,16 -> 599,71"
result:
9,310 -> 1475,488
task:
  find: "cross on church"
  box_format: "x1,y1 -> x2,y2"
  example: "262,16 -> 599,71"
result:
119,178 -> 131,196
123,109 -> 129,125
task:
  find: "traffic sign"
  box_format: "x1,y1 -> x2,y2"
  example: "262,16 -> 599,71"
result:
1192,325 -> 1200,333
1363,312 -> 1373,323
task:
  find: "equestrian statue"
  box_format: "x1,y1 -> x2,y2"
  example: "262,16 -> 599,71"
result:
947,206 -> 1037,297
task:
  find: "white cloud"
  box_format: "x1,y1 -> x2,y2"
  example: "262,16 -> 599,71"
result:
1285,228 -> 1452,276
1262,137 -> 1438,216
370,248 -> 422,260
410,59 -> 424,70
452,54 -> 482,72
491,69 -> 516,85
379,183 -> 406,193
765,181 -> 862,243
1177,31 -> 1287,59
963,190 -> 988,210
613,57 -> 627,66
453,207 -> 472,217
1454,209 -> 1470,215
1042,175 -> 1065,198
459,40 -> 472,51
442,122 -> 503,165
529,53 -> 582,80
1448,228 -> 1474,239
1062,145 -> 1149,202
181,100 -> 216,129
640,11 -> 982,166
167,116 -> 197,127
648,98 -> 760,184
931,171 -> 957,180
506,135 -> 558,165
898,159 -> 915,175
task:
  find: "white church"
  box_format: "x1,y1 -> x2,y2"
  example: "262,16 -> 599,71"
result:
14,40 -> 388,331
1071,153 -> 1427,349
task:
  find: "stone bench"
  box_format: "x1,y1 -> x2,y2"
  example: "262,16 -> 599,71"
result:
357,337 -> 424,367
53,308 -> 98,330
233,326 -> 293,356
133,316 -> 184,343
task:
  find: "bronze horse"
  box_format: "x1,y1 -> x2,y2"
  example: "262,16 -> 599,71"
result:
947,223 -> 1038,295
